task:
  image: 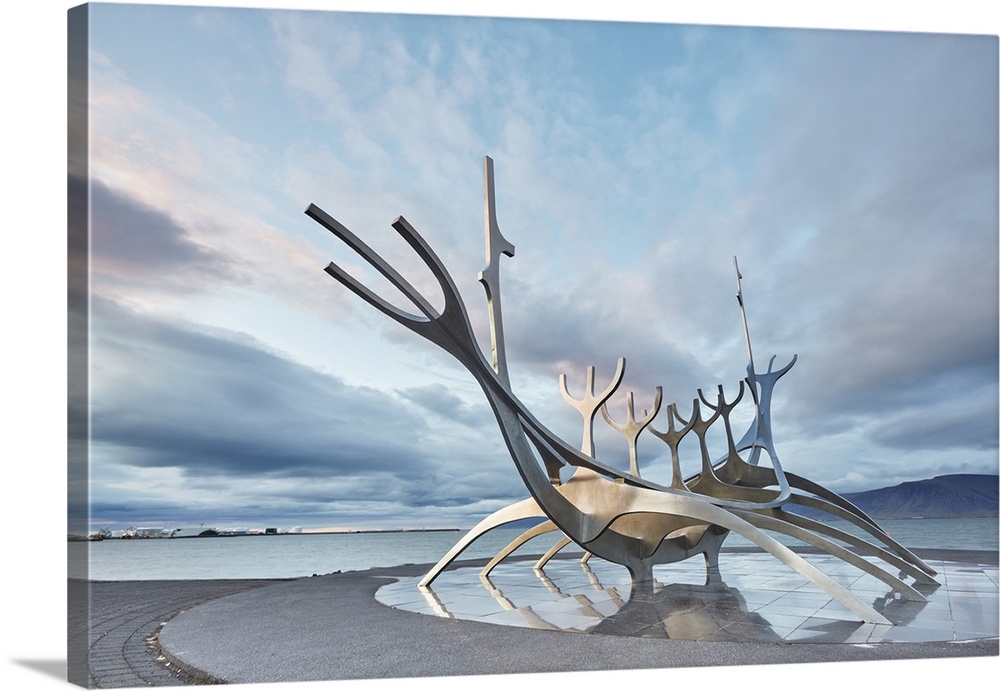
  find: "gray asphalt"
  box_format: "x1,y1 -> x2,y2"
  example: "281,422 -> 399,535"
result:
75,549 -> 998,688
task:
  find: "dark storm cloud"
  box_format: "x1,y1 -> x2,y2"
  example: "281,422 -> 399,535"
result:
503,278 -> 720,400
90,297 -> 439,478
87,296 -> 528,528
69,174 -> 92,533
397,383 -> 491,427
68,175 -> 90,289
89,177 -> 232,285
870,404 -> 999,453
90,499 -> 186,517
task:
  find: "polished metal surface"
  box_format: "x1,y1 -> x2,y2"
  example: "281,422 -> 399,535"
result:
311,156 -> 939,626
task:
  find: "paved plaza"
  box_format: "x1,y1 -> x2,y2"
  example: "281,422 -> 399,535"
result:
73,549 -> 999,688
151,549 -> 996,687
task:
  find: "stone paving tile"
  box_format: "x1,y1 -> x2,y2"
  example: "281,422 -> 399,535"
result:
72,578 -> 280,688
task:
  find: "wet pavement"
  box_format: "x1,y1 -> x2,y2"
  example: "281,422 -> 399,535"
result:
378,551 -> 998,644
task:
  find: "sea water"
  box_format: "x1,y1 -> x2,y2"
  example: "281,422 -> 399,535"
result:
74,517 -> 998,581
74,527 -> 567,581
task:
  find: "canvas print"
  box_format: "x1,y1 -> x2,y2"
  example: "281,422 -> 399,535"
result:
66,2 -> 999,689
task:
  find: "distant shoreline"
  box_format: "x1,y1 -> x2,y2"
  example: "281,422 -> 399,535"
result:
70,515 -> 1000,542
189,527 -> 465,538
70,527 -> 464,541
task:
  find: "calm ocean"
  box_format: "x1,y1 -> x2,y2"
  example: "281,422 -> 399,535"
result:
73,517 -> 998,581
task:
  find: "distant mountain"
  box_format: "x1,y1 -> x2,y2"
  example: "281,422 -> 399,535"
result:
790,473 -> 998,520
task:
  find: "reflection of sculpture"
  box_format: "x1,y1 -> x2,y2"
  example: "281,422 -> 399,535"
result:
591,579 -> 786,642
310,157 -> 938,625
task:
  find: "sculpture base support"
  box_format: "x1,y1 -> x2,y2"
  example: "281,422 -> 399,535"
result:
624,527 -> 729,597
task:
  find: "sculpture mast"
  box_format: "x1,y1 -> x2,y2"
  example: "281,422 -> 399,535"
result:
733,255 -> 758,408
478,157 -> 516,387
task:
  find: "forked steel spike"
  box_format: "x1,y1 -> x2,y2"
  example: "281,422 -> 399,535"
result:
601,387 -> 663,477
700,382 -> 746,473
648,402 -> 697,490
685,383 -> 786,505
686,396 -> 725,480
734,255 -> 757,401
739,353 -> 798,466
559,357 -> 626,457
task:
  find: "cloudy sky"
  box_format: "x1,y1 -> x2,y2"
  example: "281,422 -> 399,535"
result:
67,2 -> 997,533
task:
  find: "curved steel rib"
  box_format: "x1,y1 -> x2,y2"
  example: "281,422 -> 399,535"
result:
535,536 -> 574,571
481,520 -> 560,579
419,498 -> 545,587
785,492 -> 937,578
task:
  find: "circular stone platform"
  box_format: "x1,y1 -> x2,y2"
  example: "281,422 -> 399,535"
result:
377,552 -> 999,643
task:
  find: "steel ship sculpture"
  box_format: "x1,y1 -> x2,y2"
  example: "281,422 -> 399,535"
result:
308,157 -> 938,625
